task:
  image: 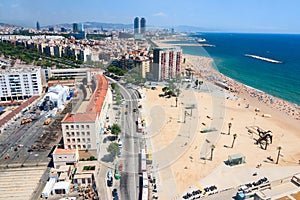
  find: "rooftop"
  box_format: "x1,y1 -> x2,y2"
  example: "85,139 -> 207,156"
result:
61,112 -> 97,123
61,74 -> 108,123
53,147 -> 77,155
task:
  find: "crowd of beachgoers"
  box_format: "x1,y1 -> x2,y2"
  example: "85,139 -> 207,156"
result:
183,54 -> 300,120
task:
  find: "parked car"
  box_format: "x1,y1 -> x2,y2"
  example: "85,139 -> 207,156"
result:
112,188 -> 118,197
107,176 -> 113,187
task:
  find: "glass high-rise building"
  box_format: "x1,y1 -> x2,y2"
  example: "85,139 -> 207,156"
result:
140,17 -> 146,34
36,21 -> 40,31
134,17 -> 139,34
73,23 -> 79,33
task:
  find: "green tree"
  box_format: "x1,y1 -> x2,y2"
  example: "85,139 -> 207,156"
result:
111,124 -> 121,136
107,143 -> 120,157
111,83 -> 118,91
162,86 -> 169,93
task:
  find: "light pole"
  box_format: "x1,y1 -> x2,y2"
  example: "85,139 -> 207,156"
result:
210,145 -> 215,161
276,146 -> 282,164
231,134 -> 237,148
228,122 -> 232,135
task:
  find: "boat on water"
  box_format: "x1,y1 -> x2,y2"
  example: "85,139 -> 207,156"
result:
244,54 -> 282,64
196,38 -> 206,43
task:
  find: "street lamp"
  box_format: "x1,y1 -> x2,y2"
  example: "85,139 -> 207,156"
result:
276,146 -> 282,164
228,122 -> 232,135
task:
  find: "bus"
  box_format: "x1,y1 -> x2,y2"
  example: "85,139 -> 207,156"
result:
140,149 -> 147,173
141,172 -> 149,200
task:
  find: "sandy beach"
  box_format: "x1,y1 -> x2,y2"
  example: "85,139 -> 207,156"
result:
142,39 -> 300,199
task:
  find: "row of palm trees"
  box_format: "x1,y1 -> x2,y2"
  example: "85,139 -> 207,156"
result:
209,122 -> 282,164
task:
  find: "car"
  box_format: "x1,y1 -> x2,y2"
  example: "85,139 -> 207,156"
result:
118,139 -> 122,148
113,196 -> 119,200
118,164 -> 123,171
107,170 -> 112,179
107,178 -> 113,187
112,188 -> 118,197
117,151 -> 122,157
107,175 -> 113,187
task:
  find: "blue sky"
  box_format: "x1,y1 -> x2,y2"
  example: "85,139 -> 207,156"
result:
0,0 -> 299,33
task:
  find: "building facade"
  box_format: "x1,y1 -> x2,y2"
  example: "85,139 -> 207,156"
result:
0,66 -> 43,101
61,75 -> 112,160
52,147 -> 79,168
152,47 -> 182,81
140,17 -> 146,35
134,17 -> 139,34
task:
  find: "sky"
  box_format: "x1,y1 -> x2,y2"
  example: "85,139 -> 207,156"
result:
0,0 -> 300,33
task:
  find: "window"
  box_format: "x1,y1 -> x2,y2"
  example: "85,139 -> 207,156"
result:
87,138 -> 90,142
77,138 -> 80,143
82,138 -> 85,142
72,138 -> 75,142
73,145 -> 76,149
81,132 -> 85,136
76,132 -> 80,136
86,125 -> 90,129
81,125 -> 84,129
71,132 -> 75,136
83,145 -> 86,149
78,145 -> 81,149
70,125 -> 74,129
68,145 -> 71,149
87,132 -> 90,136
66,132 -> 70,137
67,139 -> 71,143
76,125 -> 79,129
66,125 -> 69,130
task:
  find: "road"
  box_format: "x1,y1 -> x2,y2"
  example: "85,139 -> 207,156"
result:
118,83 -> 141,200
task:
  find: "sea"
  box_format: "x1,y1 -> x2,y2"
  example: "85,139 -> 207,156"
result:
166,33 -> 300,105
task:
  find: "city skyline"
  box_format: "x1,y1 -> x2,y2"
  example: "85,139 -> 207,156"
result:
0,0 -> 300,33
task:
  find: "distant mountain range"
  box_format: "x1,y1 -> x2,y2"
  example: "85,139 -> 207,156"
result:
0,21 -> 217,33
44,22 -> 212,32
0,22 -> 20,28
50,21 -> 133,29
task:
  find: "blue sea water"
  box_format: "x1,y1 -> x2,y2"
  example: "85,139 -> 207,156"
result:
168,33 -> 300,105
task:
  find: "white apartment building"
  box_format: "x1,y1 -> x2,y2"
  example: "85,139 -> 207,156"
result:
0,66 -> 43,101
49,68 -> 88,81
61,74 -> 112,160
52,147 -> 79,168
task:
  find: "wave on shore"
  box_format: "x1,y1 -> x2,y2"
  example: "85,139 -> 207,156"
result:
245,54 -> 282,64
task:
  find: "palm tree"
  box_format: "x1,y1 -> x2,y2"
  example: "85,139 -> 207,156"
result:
228,122 -> 232,135
276,146 -> 282,164
210,145 -> 215,161
231,134 -> 237,148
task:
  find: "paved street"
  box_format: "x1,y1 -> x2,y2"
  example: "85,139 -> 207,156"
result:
118,83 -> 141,200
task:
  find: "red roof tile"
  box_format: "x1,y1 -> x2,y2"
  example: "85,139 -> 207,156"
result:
61,75 -> 108,123
62,113 -> 97,123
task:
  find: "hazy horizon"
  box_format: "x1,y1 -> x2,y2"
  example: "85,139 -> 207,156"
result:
1,0 -> 300,34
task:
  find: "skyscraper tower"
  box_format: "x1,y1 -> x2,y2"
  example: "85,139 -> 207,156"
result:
36,21 -> 40,31
140,17 -> 146,35
73,23 -> 79,33
134,17 -> 139,34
